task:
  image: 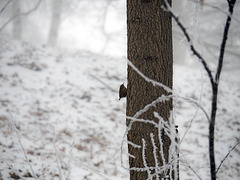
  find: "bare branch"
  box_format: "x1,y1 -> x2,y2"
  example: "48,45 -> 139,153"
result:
126,58 -> 210,122
215,0 -> 236,84
208,1 -> 236,179
150,133 -> 160,180
189,0 -> 240,25
127,58 -> 173,93
0,0 -> 42,32
52,126 -> 63,180
180,153 -> 203,180
142,139 -> 152,179
8,113 -> 37,179
0,0 -> 12,15
216,141 -> 240,174
164,1 -> 237,180
163,0 -> 215,88
65,140 -> 75,180
178,96 -> 210,122
2,159 -> 30,180
89,73 -> 117,93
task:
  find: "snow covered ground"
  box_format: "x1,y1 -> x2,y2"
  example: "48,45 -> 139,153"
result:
0,35 -> 239,180
174,65 -> 240,180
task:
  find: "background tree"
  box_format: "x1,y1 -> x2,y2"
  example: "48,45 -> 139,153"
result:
12,0 -> 22,40
0,0 -> 239,179
48,0 -> 62,46
126,0 -> 176,179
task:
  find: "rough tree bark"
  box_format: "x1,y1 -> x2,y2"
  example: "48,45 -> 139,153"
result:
127,0 -> 174,179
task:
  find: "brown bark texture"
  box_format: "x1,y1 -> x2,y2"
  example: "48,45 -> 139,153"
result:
127,0 -> 173,179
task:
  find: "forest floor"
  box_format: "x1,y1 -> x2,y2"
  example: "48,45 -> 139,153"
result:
0,35 -> 239,180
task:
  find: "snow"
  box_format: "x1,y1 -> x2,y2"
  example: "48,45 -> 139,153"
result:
174,65 -> 240,180
0,0 -> 240,178
0,35 -> 128,179
0,34 -> 239,179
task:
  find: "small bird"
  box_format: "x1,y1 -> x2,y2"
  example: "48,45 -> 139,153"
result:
119,83 -> 127,100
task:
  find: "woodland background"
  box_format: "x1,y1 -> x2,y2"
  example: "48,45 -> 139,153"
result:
0,0 -> 239,179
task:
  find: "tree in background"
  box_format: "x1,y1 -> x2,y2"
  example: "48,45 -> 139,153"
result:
0,0 -> 42,42
0,0 -> 239,179
12,0 -> 22,40
48,0 -> 62,46
126,0 -> 177,179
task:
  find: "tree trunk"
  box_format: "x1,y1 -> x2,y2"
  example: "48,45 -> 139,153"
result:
12,0 -> 22,40
48,0 -> 62,46
127,0 -> 175,179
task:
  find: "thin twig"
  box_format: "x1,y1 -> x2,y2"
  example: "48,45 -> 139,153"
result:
127,58 -> 173,93
164,1 -> 237,180
63,154 -> 111,180
89,73 -> 117,93
0,0 -> 42,32
150,133 -> 160,180
52,126 -> 63,180
142,139 -> 152,179
163,0 -> 214,88
180,68 -> 204,144
189,0 -> 240,24
8,113 -> 37,179
216,141 -> 240,174
126,57 -> 210,121
0,0 -> 12,15
3,159 -> 29,180
65,140 -> 75,180
180,152 -> 203,180
178,96 -> 210,122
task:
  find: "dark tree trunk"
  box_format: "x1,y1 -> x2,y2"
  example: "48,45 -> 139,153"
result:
127,0 -> 174,179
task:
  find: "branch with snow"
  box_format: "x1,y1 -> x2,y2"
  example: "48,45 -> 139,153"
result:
127,57 -> 210,121
163,0 -> 214,88
8,113 -> 37,179
163,0 -> 237,179
123,1 -> 237,179
189,0 -> 240,25
142,139 -> 153,180
127,58 -> 173,93
52,126 -> 63,180
65,140 -> 75,180
120,110 -> 179,178
121,57 -> 211,177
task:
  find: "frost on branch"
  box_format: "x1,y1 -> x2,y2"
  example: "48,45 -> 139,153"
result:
122,109 -> 179,179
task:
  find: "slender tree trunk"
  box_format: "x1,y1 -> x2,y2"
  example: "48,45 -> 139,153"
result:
209,1 -> 236,179
48,0 -> 62,46
12,0 -> 22,40
127,0 -> 174,179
